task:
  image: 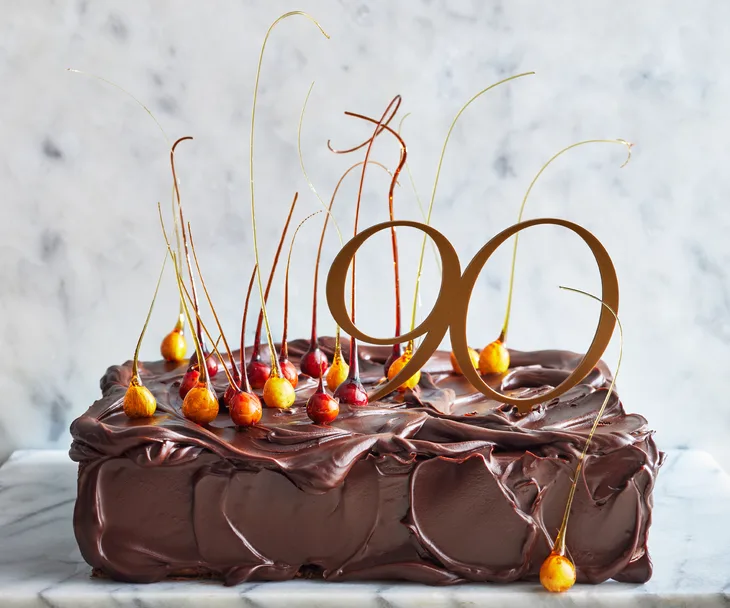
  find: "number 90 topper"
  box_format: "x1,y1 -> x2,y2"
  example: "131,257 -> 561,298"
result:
326,218 -> 618,413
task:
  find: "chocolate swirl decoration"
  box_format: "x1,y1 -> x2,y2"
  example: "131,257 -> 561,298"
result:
326,218 -> 618,411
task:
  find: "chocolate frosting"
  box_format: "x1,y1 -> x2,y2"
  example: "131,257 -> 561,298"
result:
70,338 -> 663,586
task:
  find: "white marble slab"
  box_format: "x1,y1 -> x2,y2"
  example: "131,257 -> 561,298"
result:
0,449 -> 727,607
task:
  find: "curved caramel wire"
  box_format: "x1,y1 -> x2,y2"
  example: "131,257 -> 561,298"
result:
188,224 -> 240,387
177,263 -> 238,391
250,193 -> 299,362
553,287 -> 623,556
68,69 -> 188,329
344,111 -> 408,347
333,95 -> 402,379
249,12 -> 329,376
397,113 -> 442,276
499,139 -> 632,342
298,82 -> 344,245
409,73 -> 535,336
170,136 -> 206,348
327,96 -> 402,155
68,69 -> 168,144
131,253 -> 168,380
159,205 -> 213,386
282,211 -> 322,360
170,251 -> 207,383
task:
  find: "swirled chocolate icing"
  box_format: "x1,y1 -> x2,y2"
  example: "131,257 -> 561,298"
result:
70,337 -> 662,586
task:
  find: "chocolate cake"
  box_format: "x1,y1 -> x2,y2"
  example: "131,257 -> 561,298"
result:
70,337 -> 663,586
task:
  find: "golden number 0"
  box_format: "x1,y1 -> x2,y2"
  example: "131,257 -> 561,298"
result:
326,218 -> 619,412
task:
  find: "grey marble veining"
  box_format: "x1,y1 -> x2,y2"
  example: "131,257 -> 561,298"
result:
1,1 -> 729,469
0,449 -> 727,606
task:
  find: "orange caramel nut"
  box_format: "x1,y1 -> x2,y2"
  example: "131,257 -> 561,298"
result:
326,351 -> 349,392
263,375 -> 296,409
182,384 -> 219,425
386,350 -> 421,392
160,329 -> 187,362
478,339 -> 510,375
123,380 -> 156,419
450,347 -> 479,375
229,391 -> 263,427
539,551 -> 576,593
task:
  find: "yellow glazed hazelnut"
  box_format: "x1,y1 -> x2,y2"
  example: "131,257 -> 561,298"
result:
263,375 -> 296,409
450,347 -> 479,375
160,329 -> 187,362
478,340 -> 510,375
539,551 -> 576,593
123,380 -> 157,419
326,352 -> 349,392
386,350 -> 421,392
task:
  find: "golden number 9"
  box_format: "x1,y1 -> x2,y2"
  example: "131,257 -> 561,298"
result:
326,218 -> 618,412
326,221 -> 462,395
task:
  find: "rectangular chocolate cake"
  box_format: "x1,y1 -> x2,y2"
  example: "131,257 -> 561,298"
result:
70,338 -> 662,586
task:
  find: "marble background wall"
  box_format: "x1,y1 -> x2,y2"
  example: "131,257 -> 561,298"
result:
1,0 -> 728,468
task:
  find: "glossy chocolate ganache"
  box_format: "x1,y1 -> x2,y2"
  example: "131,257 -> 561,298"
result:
70,337 -> 663,586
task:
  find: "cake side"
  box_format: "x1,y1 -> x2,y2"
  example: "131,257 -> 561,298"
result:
70,338 -> 663,585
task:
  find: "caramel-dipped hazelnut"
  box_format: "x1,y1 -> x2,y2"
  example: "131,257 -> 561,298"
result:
160,329 -> 186,362
386,350 -> 421,392
478,339 -> 510,375
263,375 -> 296,409
182,384 -> 219,425
539,551 -> 576,593
123,379 -> 156,419
450,347 -> 479,375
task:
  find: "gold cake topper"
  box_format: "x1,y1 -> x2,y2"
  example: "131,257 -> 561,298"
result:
326,218 -> 619,412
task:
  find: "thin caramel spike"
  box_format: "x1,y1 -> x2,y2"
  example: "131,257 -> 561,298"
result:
131,253 -> 168,379
188,224 -> 240,386
499,139 -> 632,343
298,81 -> 344,245
311,159 -> 396,350
67,69 -> 169,144
251,192 -> 299,358
333,96 -> 402,379
397,113 -> 442,275
344,111 -> 407,345
171,183 -> 186,328
240,264 -> 258,393
159,205 -> 207,381
170,136 -> 206,349
409,73 -> 535,336
178,267 -> 238,391
171,252 -> 208,383
68,69 -> 188,332
553,286 -> 623,556
249,12 -> 329,377
282,211 -> 322,359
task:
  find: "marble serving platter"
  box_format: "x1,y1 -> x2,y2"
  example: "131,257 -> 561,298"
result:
0,449 -> 727,607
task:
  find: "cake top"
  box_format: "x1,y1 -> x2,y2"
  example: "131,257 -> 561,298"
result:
70,338 -> 656,495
